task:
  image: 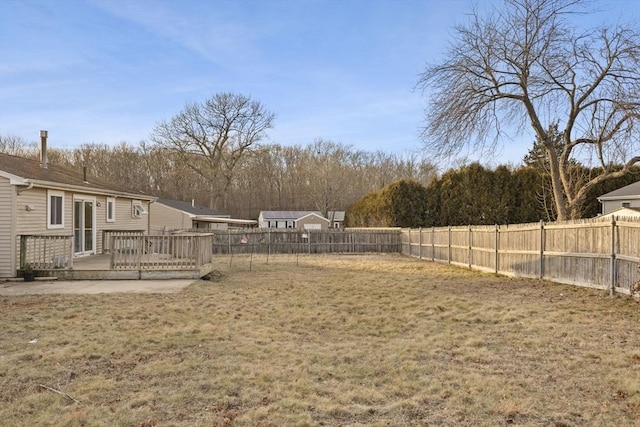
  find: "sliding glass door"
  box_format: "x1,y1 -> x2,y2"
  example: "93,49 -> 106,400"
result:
73,197 -> 95,256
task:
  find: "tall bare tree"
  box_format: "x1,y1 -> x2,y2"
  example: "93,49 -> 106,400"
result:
417,0 -> 640,220
150,93 -> 275,210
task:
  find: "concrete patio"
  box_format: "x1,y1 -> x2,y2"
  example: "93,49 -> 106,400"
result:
0,277 -> 196,295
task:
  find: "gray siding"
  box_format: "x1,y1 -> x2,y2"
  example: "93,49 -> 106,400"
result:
0,177 -> 14,277
149,203 -> 193,232
13,187 -> 150,258
602,199 -> 640,214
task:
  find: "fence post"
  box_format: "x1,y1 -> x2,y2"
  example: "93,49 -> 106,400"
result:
268,230 -> 271,258
468,225 -> 472,268
610,217 -> 617,297
448,226 -> 452,264
539,220 -> 545,279
495,224 -> 499,274
419,228 -> 423,260
432,227 -> 435,261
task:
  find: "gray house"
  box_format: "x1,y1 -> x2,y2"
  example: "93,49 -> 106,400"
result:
597,181 -> 640,214
150,198 -> 230,232
0,145 -> 154,278
258,211 -> 331,230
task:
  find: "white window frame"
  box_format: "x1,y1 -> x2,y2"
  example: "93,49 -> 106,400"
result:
106,197 -> 116,223
47,190 -> 65,229
132,200 -> 147,218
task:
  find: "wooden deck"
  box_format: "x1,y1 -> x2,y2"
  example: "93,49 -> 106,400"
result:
35,253 -> 213,280
20,232 -> 214,281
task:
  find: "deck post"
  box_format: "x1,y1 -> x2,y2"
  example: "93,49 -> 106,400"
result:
19,236 -> 26,269
68,235 -> 74,268
109,236 -> 116,269
194,235 -> 201,268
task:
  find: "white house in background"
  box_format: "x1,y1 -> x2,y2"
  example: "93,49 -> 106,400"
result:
258,211 -> 332,230
0,133 -> 154,278
597,181 -> 640,214
150,198 -> 232,232
599,207 -> 640,219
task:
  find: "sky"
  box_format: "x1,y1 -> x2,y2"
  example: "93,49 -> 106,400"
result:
0,0 -> 638,168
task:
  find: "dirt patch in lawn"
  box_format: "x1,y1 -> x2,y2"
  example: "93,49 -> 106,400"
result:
1,254 -> 638,426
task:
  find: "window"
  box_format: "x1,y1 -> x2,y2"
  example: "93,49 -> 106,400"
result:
622,202 -> 631,208
47,190 -> 64,229
132,200 -> 147,218
106,197 -> 115,222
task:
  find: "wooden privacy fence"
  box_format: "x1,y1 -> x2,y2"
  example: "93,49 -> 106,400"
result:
212,229 -> 402,255
109,233 -> 213,270
401,217 -> 640,295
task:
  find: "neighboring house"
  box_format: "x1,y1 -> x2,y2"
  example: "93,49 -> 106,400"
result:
150,198 -> 232,232
599,207 -> 640,219
0,143 -> 154,278
327,211 -> 346,228
258,211 -> 331,230
597,181 -> 640,214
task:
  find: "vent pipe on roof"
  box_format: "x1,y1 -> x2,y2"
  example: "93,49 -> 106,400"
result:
192,199 -> 195,207
83,166 -> 88,183
40,130 -> 48,168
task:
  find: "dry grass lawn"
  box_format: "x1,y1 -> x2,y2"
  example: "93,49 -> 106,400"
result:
1,254 -> 639,426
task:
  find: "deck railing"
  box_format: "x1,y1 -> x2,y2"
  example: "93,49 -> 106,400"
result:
19,235 -> 74,270
109,233 -> 214,270
18,232 -> 213,273
102,230 -> 146,253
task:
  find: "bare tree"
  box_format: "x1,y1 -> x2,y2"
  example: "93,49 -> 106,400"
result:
150,93 -> 275,210
0,134 -> 37,157
417,0 -> 640,219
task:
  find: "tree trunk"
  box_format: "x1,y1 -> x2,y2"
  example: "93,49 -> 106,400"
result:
547,149 -> 569,221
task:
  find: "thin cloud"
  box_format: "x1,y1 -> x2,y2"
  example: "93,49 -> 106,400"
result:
91,0 -> 260,67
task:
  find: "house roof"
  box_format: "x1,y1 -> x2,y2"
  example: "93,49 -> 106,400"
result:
599,207 -> 640,218
597,180 -> 640,201
260,211 -> 322,220
297,212 -> 330,223
156,198 -> 226,217
0,152 -> 154,200
192,217 -> 258,226
327,211 -> 345,222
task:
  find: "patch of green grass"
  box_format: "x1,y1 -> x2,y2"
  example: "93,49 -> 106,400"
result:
1,254 -> 638,426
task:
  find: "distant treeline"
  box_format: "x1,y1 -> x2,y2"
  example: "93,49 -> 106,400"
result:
2,135 -> 636,225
